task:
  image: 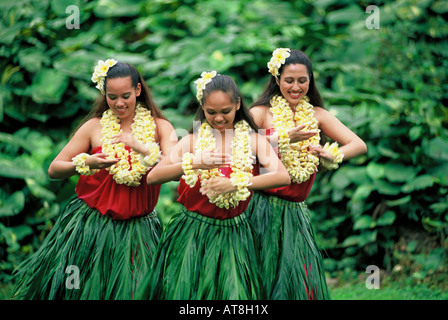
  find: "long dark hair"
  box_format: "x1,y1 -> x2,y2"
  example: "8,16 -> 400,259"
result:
193,74 -> 259,132
251,50 -> 324,109
74,62 -> 166,133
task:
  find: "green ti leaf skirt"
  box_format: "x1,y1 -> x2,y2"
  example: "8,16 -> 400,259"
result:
249,192 -> 331,300
136,198 -> 261,300
12,196 -> 162,299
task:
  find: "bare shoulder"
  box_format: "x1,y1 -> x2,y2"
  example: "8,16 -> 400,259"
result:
314,106 -> 335,123
155,117 -> 176,143
74,117 -> 100,136
84,117 -> 101,127
313,106 -> 328,117
250,105 -> 271,128
155,117 -> 175,131
250,105 -> 270,117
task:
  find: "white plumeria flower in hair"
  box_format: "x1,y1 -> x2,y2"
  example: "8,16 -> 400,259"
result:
91,58 -> 118,94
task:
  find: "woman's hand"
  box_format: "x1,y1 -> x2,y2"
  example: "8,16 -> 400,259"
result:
192,151 -> 232,170
85,153 -> 119,170
200,177 -> 236,196
310,144 -> 334,161
288,125 -> 318,144
111,133 -> 147,154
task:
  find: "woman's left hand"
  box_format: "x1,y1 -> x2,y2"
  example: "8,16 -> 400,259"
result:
200,177 -> 237,196
111,133 -> 146,154
310,144 -> 334,161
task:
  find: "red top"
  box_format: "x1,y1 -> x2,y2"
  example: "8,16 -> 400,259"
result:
262,128 -> 316,202
177,164 -> 259,220
75,146 -> 160,220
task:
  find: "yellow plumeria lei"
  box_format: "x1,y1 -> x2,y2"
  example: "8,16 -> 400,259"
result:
100,102 -> 160,187
182,120 -> 253,209
91,59 -> 118,94
194,70 -> 217,103
268,48 -> 291,78
270,94 -> 321,183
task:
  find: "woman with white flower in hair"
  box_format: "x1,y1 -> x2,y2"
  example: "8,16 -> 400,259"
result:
136,71 -> 290,300
249,49 -> 367,299
12,60 -> 176,299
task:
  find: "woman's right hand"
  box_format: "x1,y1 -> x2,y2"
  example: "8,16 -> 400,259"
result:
288,125 -> 318,143
192,151 -> 232,170
84,153 -> 120,170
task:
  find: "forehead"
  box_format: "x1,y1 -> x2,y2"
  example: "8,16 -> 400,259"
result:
105,76 -> 134,93
203,90 -> 234,108
281,64 -> 309,78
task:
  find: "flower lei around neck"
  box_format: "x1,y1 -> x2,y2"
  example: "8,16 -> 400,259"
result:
182,120 -> 253,209
100,102 -> 160,187
271,95 -> 344,182
270,95 -> 321,183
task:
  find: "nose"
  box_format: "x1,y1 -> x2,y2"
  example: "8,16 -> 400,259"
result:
214,114 -> 224,123
292,81 -> 300,91
116,98 -> 125,106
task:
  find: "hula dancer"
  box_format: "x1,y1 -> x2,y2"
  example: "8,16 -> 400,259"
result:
136,72 -> 290,300
12,60 -> 176,299
249,49 -> 367,299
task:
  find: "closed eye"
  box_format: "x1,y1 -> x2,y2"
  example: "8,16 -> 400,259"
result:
205,107 -> 232,115
107,93 -> 131,100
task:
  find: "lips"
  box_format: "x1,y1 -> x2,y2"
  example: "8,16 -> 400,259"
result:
214,122 -> 226,128
115,106 -> 127,114
289,91 -> 302,99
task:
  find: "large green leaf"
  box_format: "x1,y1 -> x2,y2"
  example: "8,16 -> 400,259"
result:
326,5 -> 364,25
373,179 -> 402,196
352,184 -> 374,202
93,0 -> 143,17
401,175 -> 435,193
0,157 -> 46,181
17,48 -> 49,73
366,162 -> 385,180
384,163 -> 417,183
30,68 -> 69,104
25,178 -> 56,202
342,230 -> 377,248
377,211 -> 397,226
424,136 -> 448,162
353,215 -> 375,230
0,191 -> 25,217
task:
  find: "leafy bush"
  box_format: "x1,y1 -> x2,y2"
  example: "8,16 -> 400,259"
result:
307,0 -> 448,277
0,0 -> 447,291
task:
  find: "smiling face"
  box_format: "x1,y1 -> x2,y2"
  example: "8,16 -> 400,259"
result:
202,90 -> 240,132
276,63 -> 310,108
105,76 -> 141,119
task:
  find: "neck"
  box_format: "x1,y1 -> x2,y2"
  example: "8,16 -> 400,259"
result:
120,112 -> 135,132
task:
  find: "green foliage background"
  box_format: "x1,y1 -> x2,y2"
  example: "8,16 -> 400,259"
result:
1,0 -> 447,295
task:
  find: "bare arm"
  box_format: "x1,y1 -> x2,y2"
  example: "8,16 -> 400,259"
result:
146,134 -> 190,185
154,118 -> 178,159
250,105 -> 318,144
248,132 -> 290,190
146,134 -> 232,185
48,119 -> 119,179
314,107 -> 367,160
199,133 -> 290,195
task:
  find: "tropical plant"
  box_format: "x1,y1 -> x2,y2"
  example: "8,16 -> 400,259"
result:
0,0 -> 447,292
